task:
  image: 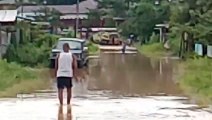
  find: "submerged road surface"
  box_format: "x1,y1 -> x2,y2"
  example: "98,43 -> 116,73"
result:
0,53 -> 212,120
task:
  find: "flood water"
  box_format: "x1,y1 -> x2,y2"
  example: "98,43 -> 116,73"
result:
0,53 -> 212,120
88,53 -> 182,96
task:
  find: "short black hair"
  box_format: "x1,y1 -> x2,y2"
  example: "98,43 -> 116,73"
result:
63,43 -> 70,49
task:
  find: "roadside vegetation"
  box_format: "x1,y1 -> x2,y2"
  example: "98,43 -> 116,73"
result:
0,60 -> 50,97
136,43 -> 167,57
179,58 -> 212,105
90,0 -> 212,104
88,42 -> 99,55
1,13 -> 96,97
0,7 -> 61,97
1,23 -> 56,97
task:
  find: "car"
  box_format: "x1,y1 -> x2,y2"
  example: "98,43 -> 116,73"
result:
49,38 -> 89,69
99,32 -> 122,45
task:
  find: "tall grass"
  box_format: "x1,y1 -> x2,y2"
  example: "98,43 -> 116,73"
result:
0,60 -> 50,97
136,43 -> 167,57
88,42 -> 99,55
179,57 -> 212,104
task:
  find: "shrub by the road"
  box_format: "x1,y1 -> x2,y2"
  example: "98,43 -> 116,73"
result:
0,60 -> 50,97
136,43 -> 166,57
4,33 -> 59,67
88,42 -> 99,54
179,58 -> 212,104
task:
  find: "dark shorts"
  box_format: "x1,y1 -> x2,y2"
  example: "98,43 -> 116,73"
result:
57,77 -> 73,89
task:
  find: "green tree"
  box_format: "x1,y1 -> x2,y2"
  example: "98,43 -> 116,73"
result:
134,2 -> 157,42
119,2 -> 158,41
170,0 -> 212,45
29,0 -> 85,5
34,7 -> 62,34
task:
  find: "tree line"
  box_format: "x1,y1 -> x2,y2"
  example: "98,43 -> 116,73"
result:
89,0 -> 212,47
26,0 -> 85,5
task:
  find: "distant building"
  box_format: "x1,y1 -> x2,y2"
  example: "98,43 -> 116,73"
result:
0,0 -> 16,9
0,10 -> 18,58
17,0 -> 98,28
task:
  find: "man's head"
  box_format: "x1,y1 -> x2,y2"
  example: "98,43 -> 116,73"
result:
63,43 -> 70,52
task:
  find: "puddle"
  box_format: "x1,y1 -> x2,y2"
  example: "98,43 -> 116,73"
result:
0,53 -> 212,120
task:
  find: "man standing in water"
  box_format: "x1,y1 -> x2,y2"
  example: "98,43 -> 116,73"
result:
55,43 -> 78,105
122,41 -> 127,54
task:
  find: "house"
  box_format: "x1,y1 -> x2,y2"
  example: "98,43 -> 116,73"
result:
0,0 -> 16,9
17,0 -> 98,28
0,0 -> 30,10
154,24 -> 169,43
0,10 -> 18,58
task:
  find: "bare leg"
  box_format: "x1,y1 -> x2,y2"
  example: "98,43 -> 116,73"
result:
58,89 -> 63,105
67,88 -> 72,105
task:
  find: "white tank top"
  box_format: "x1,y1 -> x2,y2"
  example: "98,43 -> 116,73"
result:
57,52 -> 73,77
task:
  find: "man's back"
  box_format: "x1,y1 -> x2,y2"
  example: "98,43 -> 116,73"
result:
57,52 -> 73,77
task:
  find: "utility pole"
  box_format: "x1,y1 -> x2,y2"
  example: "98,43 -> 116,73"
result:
75,0 -> 79,38
43,0 -> 47,21
20,0 -> 24,18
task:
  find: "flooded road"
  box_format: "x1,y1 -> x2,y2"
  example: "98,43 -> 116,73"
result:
0,53 -> 212,120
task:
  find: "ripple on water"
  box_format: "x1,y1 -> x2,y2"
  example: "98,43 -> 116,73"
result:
1,54 -> 212,120
1,96 -> 212,120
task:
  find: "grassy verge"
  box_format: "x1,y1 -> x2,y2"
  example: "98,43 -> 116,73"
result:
88,42 -> 100,55
136,43 -> 171,58
136,42 -> 212,105
179,57 -> 212,105
0,60 -> 51,97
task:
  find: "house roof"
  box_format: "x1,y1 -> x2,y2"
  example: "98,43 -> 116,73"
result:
17,0 -> 97,14
0,0 -> 15,4
60,14 -> 88,20
0,10 -> 17,23
0,0 -> 28,4
59,38 -> 85,43
155,24 -> 169,28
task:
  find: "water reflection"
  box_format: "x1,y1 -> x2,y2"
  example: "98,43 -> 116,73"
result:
58,105 -> 72,120
88,53 -> 182,96
58,106 -> 64,120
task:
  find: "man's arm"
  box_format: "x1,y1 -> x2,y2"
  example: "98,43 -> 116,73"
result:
54,54 -> 59,78
72,55 -> 78,80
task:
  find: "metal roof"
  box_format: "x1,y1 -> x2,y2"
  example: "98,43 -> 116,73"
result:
17,12 -> 45,21
0,10 -> 17,22
17,0 -> 97,14
0,0 -> 15,4
155,24 -> 169,28
0,0 -> 28,4
90,28 -> 118,32
60,14 -> 88,20
59,38 -> 86,42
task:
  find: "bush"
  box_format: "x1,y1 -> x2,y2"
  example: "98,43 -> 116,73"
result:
0,60 -> 50,97
169,36 -> 180,55
149,33 -> 160,44
4,33 -> 60,67
169,27 -> 181,55
65,30 -> 75,38
88,42 -> 99,54
179,58 -> 212,104
136,43 -> 166,57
